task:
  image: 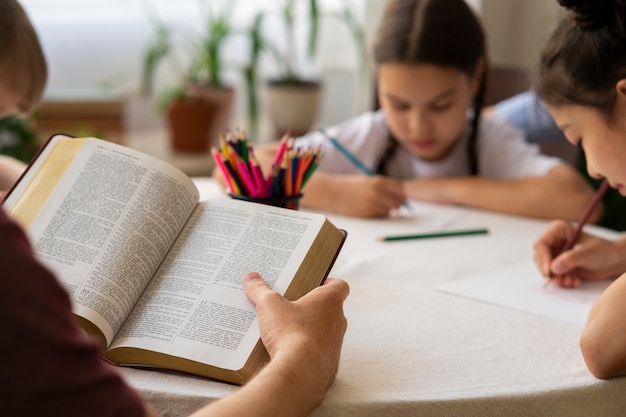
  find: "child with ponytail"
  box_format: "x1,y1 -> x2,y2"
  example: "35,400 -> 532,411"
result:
249,0 -> 595,219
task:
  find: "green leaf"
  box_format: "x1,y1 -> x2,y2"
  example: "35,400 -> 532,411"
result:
308,0 -> 319,60
0,115 -> 38,163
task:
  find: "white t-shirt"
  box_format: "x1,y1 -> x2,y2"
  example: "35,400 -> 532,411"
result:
295,110 -> 561,179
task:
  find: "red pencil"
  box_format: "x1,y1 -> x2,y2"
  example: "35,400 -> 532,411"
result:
211,147 -> 237,193
235,155 -> 258,197
249,151 -> 270,197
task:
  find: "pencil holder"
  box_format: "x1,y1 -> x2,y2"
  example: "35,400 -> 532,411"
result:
228,193 -> 303,210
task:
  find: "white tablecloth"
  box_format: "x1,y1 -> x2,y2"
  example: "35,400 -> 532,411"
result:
121,178 -> 626,416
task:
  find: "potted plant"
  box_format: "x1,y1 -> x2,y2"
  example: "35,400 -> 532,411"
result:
140,0 -> 240,152
245,0 -> 367,138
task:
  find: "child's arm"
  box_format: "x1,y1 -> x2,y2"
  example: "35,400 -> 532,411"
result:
402,163 -> 598,221
299,172 -> 405,218
252,142 -> 406,218
580,273 -> 626,379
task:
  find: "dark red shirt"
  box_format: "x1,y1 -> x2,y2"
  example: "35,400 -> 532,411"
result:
0,208 -> 145,416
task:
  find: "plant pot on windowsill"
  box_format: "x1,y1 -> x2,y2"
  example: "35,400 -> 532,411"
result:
166,96 -> 217,153
186,83 -> 235,147
265,79 -> 321,137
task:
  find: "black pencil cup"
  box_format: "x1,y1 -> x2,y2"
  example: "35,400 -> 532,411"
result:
228,193 -> 303,210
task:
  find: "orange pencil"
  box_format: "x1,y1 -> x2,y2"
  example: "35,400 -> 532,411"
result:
294,150 -> 311,195
280,158 -> 289,197
284,152 -> 293,197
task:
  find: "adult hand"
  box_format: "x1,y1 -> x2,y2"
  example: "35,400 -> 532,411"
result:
533,220 -> 626,287
243,272 -> 349,407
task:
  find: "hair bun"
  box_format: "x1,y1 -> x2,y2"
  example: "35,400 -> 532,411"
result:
559,0 -> 617,30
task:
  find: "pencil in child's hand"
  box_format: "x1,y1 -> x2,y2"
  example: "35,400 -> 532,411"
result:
319,128 -> 409,210
543,179 -> 610,288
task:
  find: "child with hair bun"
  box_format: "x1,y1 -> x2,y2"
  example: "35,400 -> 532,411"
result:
532,0 -> 626,379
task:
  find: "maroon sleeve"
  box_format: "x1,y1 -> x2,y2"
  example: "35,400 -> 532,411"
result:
0,208 -> 146,417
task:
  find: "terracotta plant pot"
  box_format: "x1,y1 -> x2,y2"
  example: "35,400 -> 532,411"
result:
166,97 -> 217,153
265,79 -> 321,137
186,84 -> 234,146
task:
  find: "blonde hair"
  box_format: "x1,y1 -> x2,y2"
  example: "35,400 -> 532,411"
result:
0,0 -> 47,114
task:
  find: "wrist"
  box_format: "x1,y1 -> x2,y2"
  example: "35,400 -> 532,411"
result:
261,350 -> 328,414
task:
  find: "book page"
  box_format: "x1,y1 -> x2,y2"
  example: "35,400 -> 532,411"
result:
436,260 -> 613,326
109,198 -> 326,371
6,137 -> 200,345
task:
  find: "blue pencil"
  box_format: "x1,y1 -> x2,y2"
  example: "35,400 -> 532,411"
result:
320,129 -> 409,209
329,137 -> 374,175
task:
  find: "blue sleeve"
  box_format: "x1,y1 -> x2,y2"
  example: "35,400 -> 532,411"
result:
494,90 -> 565,143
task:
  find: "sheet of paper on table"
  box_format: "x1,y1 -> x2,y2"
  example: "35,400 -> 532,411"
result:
436,260 -> 613,326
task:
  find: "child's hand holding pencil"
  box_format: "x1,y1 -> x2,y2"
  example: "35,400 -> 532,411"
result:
534,180 -> 619,288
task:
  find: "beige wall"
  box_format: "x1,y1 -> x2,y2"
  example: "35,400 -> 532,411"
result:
481,0 -> 564,69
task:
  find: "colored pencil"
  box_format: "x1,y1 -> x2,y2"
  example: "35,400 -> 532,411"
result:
301,148 -> 321,189
272,132 -> 291,167
378,228 -> 489,242
235,155 -> 258,197
223,157 -> 246,195
543,179 -> 610,287
319,129 -> 411,209
283,157 -> 292,197
216,129 -> 320,201
211,147 -> 237,193
327,135 -> 374,175
249,150 -> 270,197
294,150 -> 311,195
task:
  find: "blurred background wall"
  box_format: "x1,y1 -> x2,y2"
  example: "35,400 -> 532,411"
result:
18,0 -> 563,142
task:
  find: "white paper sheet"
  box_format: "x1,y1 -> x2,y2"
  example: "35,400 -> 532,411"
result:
436,261 -> 613,326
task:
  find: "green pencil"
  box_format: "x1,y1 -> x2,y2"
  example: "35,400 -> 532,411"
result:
378,228 -> 489,242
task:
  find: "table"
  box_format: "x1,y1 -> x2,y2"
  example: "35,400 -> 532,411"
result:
121,178 -> 626,417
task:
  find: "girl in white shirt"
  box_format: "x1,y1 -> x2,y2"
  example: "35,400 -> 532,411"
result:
251,0 -> 597,219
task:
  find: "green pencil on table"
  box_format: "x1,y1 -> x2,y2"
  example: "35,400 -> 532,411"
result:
378,228 -> 489,242
319,131 -> 489,242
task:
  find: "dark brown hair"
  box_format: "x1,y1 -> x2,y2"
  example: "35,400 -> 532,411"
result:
0,0 -> 48,114
537,0 -> 626,118
372,0 -> 487,175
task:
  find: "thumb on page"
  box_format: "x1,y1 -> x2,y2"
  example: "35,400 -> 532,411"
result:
243,271 -> 274,306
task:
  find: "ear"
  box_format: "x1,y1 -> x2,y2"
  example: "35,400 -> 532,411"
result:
616,79 -> 626,98
614,79 -> 626,117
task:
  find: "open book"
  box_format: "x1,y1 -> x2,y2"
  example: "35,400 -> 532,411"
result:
2,135 -> 347,385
